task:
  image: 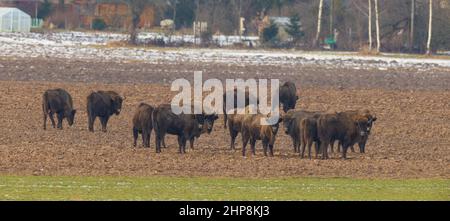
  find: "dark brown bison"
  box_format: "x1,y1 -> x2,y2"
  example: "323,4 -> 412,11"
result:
279,81 -> 299,113
87,91 -> 124,132
227,106 -> 256,150
300,116 -> 322,159
241,113 -> 283,157
42,89 -> 77,130
132,103 -> 154,148
223,89 -> 259,129
330,110 -> 377,154
282,110 -> 321,153
153,104 -> 219,154
317,112 -> 372,159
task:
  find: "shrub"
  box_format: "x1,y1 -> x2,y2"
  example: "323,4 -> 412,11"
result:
92,18 -> 107,31
262,22 -> 279,44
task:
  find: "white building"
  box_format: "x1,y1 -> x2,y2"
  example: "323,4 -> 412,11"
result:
0,7 -> 31,33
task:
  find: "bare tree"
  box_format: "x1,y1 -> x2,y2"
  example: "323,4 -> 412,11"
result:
122,0 -> 154,45
409,0 -> 415,51
375,0 -> 380,53
368,0 -> 372,52
314,0 -> 324,47
426,0 -> 433,55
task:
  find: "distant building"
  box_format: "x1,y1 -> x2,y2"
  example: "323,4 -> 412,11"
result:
0,0 -> 156,30
0,7 -> 31,32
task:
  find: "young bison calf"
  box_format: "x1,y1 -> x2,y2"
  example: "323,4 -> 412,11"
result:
42,88 -> 77,130
132,103 -> 154,148
241,113 -> 283,157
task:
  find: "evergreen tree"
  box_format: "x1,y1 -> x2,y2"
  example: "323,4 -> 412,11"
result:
286,13 -> 304,45
38,0 -> 53,19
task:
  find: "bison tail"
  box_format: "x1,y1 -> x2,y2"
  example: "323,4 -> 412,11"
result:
152,109 -> 159,134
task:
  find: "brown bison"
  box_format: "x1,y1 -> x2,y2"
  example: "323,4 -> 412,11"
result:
241,113 -> 283,157
132,103 -> 154,148
227,106 -> 256,150
279,81 -> 299,113
282,110 -> 321,153
300,115 -> 322,159
330,110 -> 377,154
223,89 -> 259,129
153,104 -> 219,154
42,89 -> 77,130
317,112 -> 373,159
87,91 -> 124,132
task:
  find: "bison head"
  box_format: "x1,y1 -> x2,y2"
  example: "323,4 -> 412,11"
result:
112,95 -> 124,115
354,117 -> 372,138
197,113 -> 219,134
65,109 -> 77,126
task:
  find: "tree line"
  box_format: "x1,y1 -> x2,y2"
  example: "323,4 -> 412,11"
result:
33,0 -> 450,54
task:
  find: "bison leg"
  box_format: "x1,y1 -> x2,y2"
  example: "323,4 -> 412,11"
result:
230,129 -> 238,150
292,137 -> 298,153
341,144 -> 349,159
162,137 -> 167,148
142,129 -> 151,148
155,134 -> 163,153
88,114 -> 95,132
177,136 -> 187,154
242,132 -> 249,157
146,130 -> 151,148
262,141 -> 268,157
314,140 -> 321,159
189,138 -> 195,149
269,144 -> 274,157
306,140 -> 314,160
49,112 -> 56,128
321,141 -> 329,160
56,112 -> 64,129
250,138 -> 256,156
133,128 -> 139,147
100,116 -> 109,132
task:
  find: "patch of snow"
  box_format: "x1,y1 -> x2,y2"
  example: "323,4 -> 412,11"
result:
0,31 -> 449,72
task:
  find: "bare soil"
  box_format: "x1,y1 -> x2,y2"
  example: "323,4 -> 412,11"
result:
0,57 -> 448,178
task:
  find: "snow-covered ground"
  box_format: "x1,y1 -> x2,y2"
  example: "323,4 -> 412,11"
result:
1,31 -> 449,71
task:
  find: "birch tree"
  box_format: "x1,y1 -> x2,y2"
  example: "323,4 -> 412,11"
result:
409,0 -> 415,51
314,0 -> 324,47
375,0 -> 380,53
368,0 -> 372,52
426,0 -> 433,55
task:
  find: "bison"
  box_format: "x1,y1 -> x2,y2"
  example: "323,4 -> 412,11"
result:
223,89 -> 259,129
87,91 -> 124,132
153,104 -> 219,154
279,81 -> 299,113
300,115 -> 322,159
317,112 -> 372,159
282,110 -> 321,153
330,110 -> 377,154
241,113 -> 283,157
227,106 -> 257,150
42,88 -> 77,130
132,103 -> 154,148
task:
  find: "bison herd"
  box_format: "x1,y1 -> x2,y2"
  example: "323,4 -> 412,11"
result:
42,82 -> 377,160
